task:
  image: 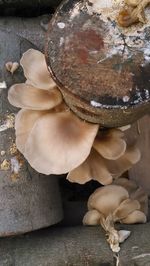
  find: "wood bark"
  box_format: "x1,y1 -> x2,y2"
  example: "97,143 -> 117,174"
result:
128,115 -> 150,195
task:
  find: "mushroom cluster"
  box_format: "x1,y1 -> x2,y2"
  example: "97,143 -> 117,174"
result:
8,49 -> 140,184
83,178 -> 148,252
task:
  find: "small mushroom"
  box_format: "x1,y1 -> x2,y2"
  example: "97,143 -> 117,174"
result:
23,110 -> 98,175
7,48 -> 140,180
67,149 -> 113,185
20,49 -> 56,90
93,129 -> 126,160
8,83 -> 62,110
83,178 -> 148,252
5,61 -> 19,74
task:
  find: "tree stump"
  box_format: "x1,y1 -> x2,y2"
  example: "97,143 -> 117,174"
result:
46,0 -> 150,127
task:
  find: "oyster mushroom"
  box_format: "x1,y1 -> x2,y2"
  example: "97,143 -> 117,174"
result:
83,178 -> 148,252
93,129 -> 127,160
67,144 -> 140,185
7,48 -> 140,181
8,49 -> 99,175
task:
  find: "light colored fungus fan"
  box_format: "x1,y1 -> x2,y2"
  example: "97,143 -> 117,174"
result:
8,49 -> 140,180
83,178 -> 148,252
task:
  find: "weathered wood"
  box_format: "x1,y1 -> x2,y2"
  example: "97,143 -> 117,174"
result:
0,225 -> 150,266
0,15 -> 50,51
46,0 -> 150,127
128,115 -> 150,195
0,30 -> 63,236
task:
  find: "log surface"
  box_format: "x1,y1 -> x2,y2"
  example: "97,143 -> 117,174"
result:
0,225 -> 150,266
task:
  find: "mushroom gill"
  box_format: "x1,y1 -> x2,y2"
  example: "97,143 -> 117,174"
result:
8,49 -> 99,175
83,178 -> 148,252
67,142 -> 140,185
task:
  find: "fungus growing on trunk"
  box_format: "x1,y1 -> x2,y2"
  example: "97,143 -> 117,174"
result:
8,49 -> 99,175
83,178 -> 148,252
67,140 -> 140,185
8,49 -> 141,181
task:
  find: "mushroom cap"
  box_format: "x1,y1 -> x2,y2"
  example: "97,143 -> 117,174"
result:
15,109 -> 47,154
67,149 -> 113,185
114,177 -> 148,215
121,210 -> 147,224
20,49 -> 56,90
93,129 -> 126,160
23,110 -> 98,175
83,210 -> 101,225
87,185 -> 129,217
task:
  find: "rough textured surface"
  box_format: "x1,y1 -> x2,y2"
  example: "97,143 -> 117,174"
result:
128,115 -> 150,195
0,225 -> 150,266
0,30 -> 63,235
46,0 -> 150,126
0,15 -> 50,51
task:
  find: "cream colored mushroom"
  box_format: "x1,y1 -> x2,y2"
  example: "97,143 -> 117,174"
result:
8,48 -> 99,175
23,110 -> 98,174
83,179 -> 148,252
20,49 -> 56,89
8,84 -> 62,110
114,177 -> 148,216
93,129 -> 126,160
7,48 -> 140,180
5,61 -> 19,74
67,144 -> 140,185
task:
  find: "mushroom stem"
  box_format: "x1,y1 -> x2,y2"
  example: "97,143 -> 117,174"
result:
100,214 -> 121,253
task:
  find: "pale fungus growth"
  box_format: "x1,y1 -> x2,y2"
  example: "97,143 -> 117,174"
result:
8,49 -> 99,175
5,61 -> 19,74
67,143 -> 140,185
8,49 -> 141,180
83,178 -> 148,252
